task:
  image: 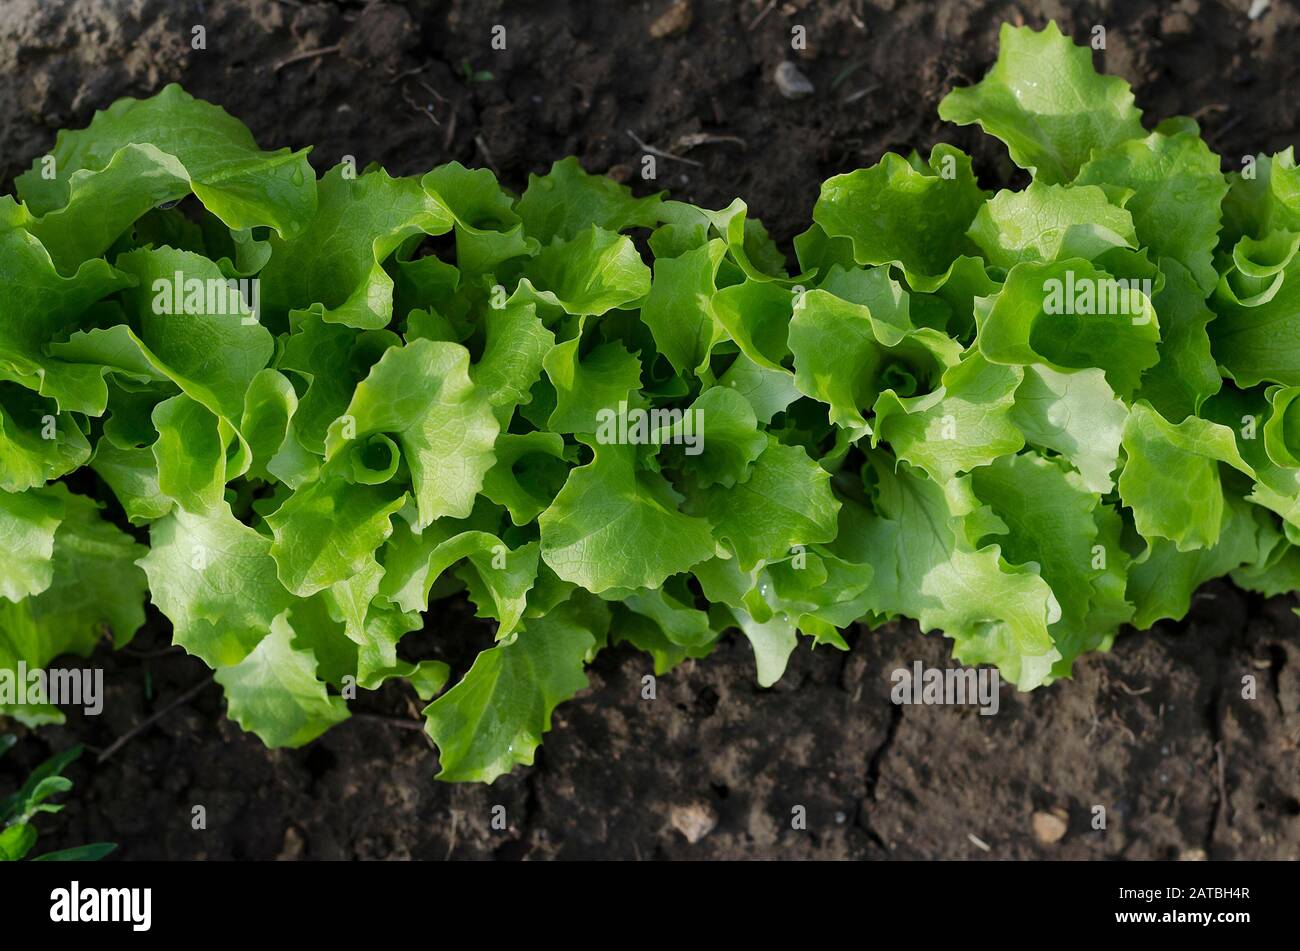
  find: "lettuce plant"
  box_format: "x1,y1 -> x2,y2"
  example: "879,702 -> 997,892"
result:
3,22 -> 1299,781
0,737 -> 115,860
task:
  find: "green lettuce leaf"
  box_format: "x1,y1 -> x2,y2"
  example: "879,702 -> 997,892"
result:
711,278 -> 794,371
480,432 -> 570,526
1209,249 -> 1300,387
141,503 -> 292,666
0,487 -> 63,603
73,245 -> 276,425
471,297 -> 554,426
1075,123 -> 1228,295
1135,257 -> 1221,421
420,162 -> 536,278
813,144 -> 987,279
325,339 -> 498,528
521,225 -> 651,317
423,599 -> 605,782
0,230 -> 131,414
641,238 -> 727,375
971,453 -> 1133,678
844,460 -> 1060,688
1127,493 -> 1270,627
539,441 -> 715,592
543,338 -> 642,435
693,437 -> 839,571
276,314 -> 399,457
668,385 -> 766,488
267,469 -> 406,598
0,386 -> 91,492
214,609 -> 350,747
1,488 -> 147,724
516,156 -> 663,242
15,84 -> 316,242
967,180 -> 1137,269
872,353 -> 1024,482
975,257 -> 1159,398
151,394 -> 226,514
938,22 -> 1145,184
789,286 -> 961,436
1010,365 -> 1128,493
261,166 -> 454,329
1119,401 -> 1254,551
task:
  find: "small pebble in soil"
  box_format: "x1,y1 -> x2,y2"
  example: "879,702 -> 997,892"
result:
774,61 -> 815,99
649,0 -> 693,39
1032,810 -> 1069,845
670,801 -> 717,843
277,825 -> 306,860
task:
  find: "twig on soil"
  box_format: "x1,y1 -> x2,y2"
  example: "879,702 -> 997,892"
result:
400,85 -> 440,126
271,43 -> 342,75
387,62 -> 431,85
1215,113 -> 1244,138
445,809 -> 460,859
1114,680 -> 1152,697
349,713 -> 426,732
1085,700 -> 1101,742
443,108 -> 459,152
1111,711 -> 1138,745
843,84 -> 881,104
1215,741 -> 1231,828
672,132 -> 748,153
625,130 -> 703,167
967,832 -> 991,852
475,135 -> 500,176
379,696 -> 436,748
416,79 -> 449,104
748,0 -> 779,31
97,676 -> 216,764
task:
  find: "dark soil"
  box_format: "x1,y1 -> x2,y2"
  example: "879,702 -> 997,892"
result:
2,0 -> 1299,859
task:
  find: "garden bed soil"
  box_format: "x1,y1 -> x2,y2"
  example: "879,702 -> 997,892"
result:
1,0 -> 1298,859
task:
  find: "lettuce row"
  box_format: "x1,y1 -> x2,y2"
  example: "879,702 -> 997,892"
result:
3,23 -> 1299,782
